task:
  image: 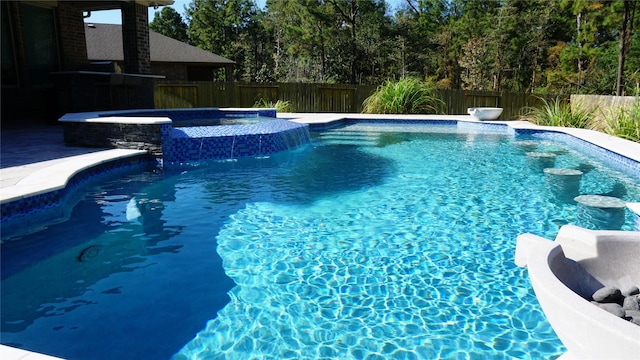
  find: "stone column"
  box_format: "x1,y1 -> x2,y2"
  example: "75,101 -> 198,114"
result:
121,2 -> 151,74
574,195 -> 627,230
120,2 -> 155,109
543,168 -> 583,204
526,152 -> 556,171
56,2 -> 88,70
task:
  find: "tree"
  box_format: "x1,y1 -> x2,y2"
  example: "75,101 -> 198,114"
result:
394,0 -> 450,84
149,7 -> 188,43
186,0 -> 263,81
616,0 -> 636,95
264,0 -> 335,82
554,0 -> 610,93
173,0 -> 635,94
447,0 -> 502,90
263,0 -> 391,84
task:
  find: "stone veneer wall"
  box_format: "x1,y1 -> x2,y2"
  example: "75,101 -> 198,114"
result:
63,122 -> 167,156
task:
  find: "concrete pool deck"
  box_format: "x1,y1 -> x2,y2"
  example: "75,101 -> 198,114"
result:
0,126 -> 147,205
1,114 -> 640,360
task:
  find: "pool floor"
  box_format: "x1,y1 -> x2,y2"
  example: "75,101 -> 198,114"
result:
2,123 -> 639,359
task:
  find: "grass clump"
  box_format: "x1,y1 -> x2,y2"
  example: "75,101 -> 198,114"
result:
605,99 -> 640,142
362,78 -> 445,114
525,97 -> 593,128
254,99 -> 293,112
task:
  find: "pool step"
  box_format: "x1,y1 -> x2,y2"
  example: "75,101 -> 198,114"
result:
317,131 -> 382,146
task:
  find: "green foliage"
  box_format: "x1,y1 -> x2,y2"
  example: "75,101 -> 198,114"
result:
176,0 -> 639,93
525,97 -> 593,128
263,0 -> 334,82
253,99 -> 293,112
605,99 -> 640,142
187,0 -> 262,81
150,7 -> 188,43
361,78 -> 445,114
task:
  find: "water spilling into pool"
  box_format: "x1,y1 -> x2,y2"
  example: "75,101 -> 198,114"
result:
171,115 -> 277,127
2,122 -> 639,359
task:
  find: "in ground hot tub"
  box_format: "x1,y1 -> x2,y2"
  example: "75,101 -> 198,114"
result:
515,225 -> 640,359
59,108 -> 311,165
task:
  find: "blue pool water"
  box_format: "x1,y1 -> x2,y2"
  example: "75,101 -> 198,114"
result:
2,122 -> 639,359
171,115 -> 278,127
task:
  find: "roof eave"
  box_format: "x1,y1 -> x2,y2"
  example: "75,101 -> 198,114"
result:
73,0 -> 174,11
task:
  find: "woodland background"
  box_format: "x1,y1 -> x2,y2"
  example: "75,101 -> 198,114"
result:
150,0 -> 639,96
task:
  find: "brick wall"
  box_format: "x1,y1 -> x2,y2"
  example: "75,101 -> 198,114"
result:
1,2 -> 60,125
5,2 -> 28,86
152,63 -> 188,81
57,1 -> 87,70
122,2 -> 151,74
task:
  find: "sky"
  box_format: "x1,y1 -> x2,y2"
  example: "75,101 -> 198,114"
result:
84,0 -> 406,24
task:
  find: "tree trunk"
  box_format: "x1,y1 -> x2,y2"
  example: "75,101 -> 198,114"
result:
616,1 -> 629,96
576,11 -> 583,88
616,1 -> 635,96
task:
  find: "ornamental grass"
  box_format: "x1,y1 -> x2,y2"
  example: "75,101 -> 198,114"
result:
362,78 -> 445,115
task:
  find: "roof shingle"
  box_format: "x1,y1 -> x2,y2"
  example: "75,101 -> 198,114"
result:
85,23 -> 234,65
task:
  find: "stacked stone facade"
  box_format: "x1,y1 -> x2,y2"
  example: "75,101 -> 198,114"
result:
64,122 -> 164,156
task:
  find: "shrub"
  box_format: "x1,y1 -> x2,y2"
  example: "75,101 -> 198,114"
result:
254,99 -> 293,112
362,78 -> 445,114
525,96 -> 593,128
605,99 -> 640,143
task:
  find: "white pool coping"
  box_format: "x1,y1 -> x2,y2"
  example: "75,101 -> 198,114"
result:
283,112 -> 640,163
3,112 -> 640,209
0,149 -> 147,204
0,345 -> 63,360
2,112 -> 640,360
58,107 -> 278,124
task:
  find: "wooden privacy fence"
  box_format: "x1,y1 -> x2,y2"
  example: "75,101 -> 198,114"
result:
571,94 -> 639,131
154,81 -> 559,119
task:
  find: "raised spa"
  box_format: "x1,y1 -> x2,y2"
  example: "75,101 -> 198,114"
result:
59,108 -> 311,165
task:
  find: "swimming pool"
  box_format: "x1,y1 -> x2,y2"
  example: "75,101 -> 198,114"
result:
1,120 -> 639,359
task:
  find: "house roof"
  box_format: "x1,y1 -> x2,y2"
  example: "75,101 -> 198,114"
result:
85,23 -> 234,66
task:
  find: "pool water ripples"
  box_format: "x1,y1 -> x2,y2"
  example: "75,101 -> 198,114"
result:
177,198 -> 561,359
3,124 -> 639,359
174,128 -> 640,359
